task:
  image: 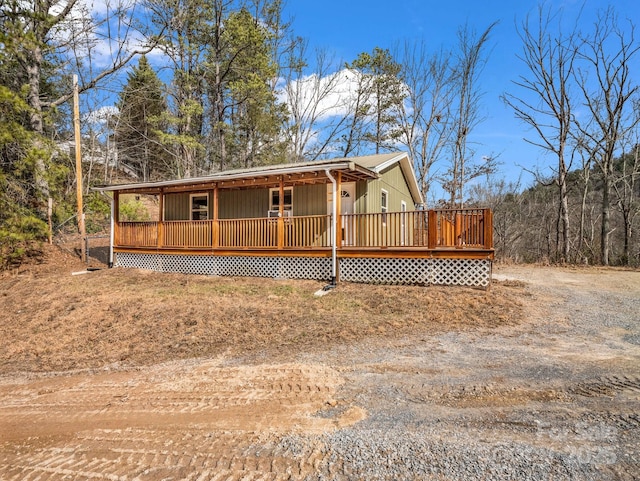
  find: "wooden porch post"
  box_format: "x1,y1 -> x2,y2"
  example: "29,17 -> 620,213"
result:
483,208 -> 493,249
455,212 -> 463,247
113,191 -> 120,247
277,177 -> 284,249
212,184 -> 219,249
336,172 -> 342,247
108,192 -> 116,267
157,188 -> 164,248
427,209 -> 437,249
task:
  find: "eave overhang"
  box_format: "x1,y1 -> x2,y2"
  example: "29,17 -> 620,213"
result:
93,161 -> 378,195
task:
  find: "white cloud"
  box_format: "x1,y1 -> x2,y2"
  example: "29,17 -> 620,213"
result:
84,105 -> 119,125
280,68 -> 364,122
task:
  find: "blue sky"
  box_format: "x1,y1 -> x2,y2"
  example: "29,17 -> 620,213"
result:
283,0 -> 640,191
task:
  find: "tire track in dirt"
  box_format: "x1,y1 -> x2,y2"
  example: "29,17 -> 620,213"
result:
2,266 -> 638,480
1,429 -> 337,481
0,362 -> 365,480
398,381 -> 571,407
570,375 -> 640,398
1,430 -> 303,480
395,373 -> 640,408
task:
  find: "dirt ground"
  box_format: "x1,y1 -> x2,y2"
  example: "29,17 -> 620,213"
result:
0,246 -> 638,480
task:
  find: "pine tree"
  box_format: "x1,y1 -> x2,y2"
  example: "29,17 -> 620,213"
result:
224,8 -> 287,168
344,47 -> 405,155
0,85 -> 49,268
115,56 -> 169,181
206,6 -> 287,170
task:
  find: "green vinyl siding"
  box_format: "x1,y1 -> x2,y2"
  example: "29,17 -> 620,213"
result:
219,184 -> 328,219
355,181 -> 367,213
163,183 -> 332,220
164,192 -> 214,220
293,183 -> 326,216
219,189 -> 269,219
164,193 -> 190,220
364,164 -> 413,213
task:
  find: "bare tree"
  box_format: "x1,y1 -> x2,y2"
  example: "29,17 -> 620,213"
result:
574,137 -> 594,263
446,21 -> 498,208
394,40 -> 455,204
573,7 -> 640,265
282,44 -> 349,161
612,140 -> 640,265
502,7 -> 578,262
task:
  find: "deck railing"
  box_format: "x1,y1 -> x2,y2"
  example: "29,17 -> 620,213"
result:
285,215 -> 332,248
341,211 -> 429,247
219,217 -> 277,248
115,209 -> 492,251
164,220 -> 213,248
431,208 -> 492,248
117,221 -> 158,247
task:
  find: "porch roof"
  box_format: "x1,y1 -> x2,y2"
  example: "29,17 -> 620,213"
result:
95,158 -> 376,194
94,152 -> 423,204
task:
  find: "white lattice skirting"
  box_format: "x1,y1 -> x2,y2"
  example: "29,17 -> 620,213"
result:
115,253 -> 332,280
339,257 -> 492,287
115,252 -> 492,287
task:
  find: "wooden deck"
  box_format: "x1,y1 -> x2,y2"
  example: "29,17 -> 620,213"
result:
114,208 -> 494,260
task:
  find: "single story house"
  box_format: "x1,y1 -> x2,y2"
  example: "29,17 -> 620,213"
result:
95,152 -> 494,286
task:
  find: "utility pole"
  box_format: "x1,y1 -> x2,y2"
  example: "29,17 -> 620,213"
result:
47,197 -> 53,244
73,75 -> 86,262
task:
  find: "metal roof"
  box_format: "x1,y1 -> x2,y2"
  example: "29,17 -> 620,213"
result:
94,152 -> 423,204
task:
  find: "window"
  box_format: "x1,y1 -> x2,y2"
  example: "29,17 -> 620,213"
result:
381,189 -> 388,224
381,189 -> 388,213
190,193 -> 209,220
269,187 -> 293,213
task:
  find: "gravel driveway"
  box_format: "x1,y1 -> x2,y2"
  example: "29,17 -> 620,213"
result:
1,265 -> 638,480
278,265 -> 640,480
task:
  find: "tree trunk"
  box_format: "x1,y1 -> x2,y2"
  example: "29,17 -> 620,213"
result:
215,62 -> 227,171
621,208 -> 631,265
601,173 -> 611,265
559,175 -> 570,263
578,170 -> 589,263
26,46 -> 50,217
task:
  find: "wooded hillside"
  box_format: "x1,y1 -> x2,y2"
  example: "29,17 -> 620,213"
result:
472,147 -> 640,265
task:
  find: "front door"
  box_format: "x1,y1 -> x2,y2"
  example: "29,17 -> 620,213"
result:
327,183 -> 356,246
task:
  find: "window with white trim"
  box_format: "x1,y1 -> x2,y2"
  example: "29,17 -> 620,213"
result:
381,189 -> 388,213
381,189 -> 388,224
190,193 -> 209,220
269,187 -> 293,213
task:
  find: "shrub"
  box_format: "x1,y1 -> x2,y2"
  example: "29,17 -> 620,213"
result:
0,214 -> 48,270
119,198 -> 151,221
